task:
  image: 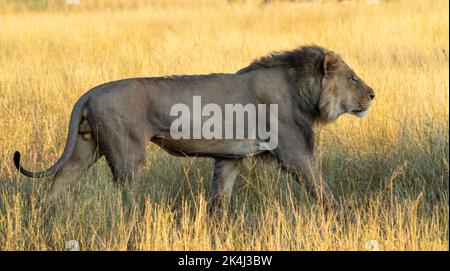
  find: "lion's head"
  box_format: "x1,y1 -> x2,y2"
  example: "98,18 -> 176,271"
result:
236,45 -> 375,123
319,51 -> 375,122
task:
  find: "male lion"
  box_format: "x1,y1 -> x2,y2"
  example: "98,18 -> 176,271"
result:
14,46 -> 374,210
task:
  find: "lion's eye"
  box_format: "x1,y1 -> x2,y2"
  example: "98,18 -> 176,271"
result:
350,75 -> 359,84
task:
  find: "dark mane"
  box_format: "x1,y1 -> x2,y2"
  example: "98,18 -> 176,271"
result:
237,45 -> 330,75
237,45 -> 333,124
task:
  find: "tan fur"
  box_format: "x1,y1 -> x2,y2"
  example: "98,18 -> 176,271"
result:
14,46 -> 375,211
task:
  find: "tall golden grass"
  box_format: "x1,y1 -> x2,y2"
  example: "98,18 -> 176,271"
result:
0,0 -> 448,250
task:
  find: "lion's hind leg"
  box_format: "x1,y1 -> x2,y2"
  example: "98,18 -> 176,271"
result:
100,130 -> 146,186
44,134 -> 100,204
208,158 -> 242,216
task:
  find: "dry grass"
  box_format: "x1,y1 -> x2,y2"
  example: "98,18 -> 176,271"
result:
0,0 -> 448,250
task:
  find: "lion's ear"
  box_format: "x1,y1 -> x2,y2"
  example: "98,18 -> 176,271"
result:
322,52 -> 340,76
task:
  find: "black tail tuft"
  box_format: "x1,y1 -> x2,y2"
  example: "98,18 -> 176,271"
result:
13,151 -> 21,170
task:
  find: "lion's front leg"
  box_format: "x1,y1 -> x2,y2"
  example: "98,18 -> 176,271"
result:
208,158 -> 242,216
293,156 -> 338,211
274,131 -> 339,211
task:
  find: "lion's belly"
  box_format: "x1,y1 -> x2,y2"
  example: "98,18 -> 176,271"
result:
150,136 -> 265,158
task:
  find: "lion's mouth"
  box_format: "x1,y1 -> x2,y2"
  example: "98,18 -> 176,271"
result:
350,109 -> 368,118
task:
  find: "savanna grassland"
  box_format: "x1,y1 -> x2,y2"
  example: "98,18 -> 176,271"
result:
0,0 -> 448,250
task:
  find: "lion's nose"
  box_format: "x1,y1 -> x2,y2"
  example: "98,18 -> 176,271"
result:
367,87 -> 375,100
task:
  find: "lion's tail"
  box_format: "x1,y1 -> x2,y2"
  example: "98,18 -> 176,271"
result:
13,95 -> 89,178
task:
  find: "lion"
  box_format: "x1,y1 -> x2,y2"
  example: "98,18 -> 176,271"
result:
13,45 -> 375,211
